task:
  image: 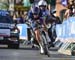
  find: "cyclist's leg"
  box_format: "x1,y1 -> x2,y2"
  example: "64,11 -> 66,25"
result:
43,28 -> 54,48
31,22 -> 39,48
34,29 -> 44,53
43,28 -> 51,43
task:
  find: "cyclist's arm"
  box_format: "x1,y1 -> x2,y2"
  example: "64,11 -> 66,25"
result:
42,17 -> 48,31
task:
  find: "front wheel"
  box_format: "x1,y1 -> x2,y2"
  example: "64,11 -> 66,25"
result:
44,44 -> 50,57
41,33 -> 50,57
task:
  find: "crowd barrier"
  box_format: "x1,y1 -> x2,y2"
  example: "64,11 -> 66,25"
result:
56,17 -> 75,39
17,24 -> 28,40
55,17 -> 75,55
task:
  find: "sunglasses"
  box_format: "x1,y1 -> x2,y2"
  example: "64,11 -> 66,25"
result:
39,5 -> 46,7
33,13 -> 39,15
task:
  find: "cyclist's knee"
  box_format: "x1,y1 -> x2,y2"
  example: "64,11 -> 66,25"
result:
35,29 -> 40,35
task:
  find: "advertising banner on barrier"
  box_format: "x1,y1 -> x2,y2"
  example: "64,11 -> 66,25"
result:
56,24 -> 62,38
17,24 -> 28,40
56,17 -> 75,55
56,17 -> 75,39
68,17 -> 75,38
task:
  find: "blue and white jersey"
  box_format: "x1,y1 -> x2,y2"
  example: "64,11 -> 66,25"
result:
40,9 -> 50,17
42,10 -> 50,16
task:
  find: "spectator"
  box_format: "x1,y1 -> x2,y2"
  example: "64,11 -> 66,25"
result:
15,14 -> 24,24
23,12 -> 28,22
64,4 -> 73,19
13,13 -> 18,24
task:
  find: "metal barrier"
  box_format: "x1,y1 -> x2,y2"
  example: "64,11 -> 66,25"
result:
17,24 -> 28,40
55,17 -> 75,55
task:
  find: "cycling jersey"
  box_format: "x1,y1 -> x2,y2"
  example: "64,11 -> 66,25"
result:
39,9 -> 50,17
30,17 -> 43,30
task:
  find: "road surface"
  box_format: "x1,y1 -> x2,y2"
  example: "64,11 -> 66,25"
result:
0,44 -> 75,60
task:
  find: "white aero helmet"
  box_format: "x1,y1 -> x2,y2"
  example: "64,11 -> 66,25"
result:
38,0 -> 47,6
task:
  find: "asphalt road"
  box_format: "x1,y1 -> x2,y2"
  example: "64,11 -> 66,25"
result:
0,44 -> 75,60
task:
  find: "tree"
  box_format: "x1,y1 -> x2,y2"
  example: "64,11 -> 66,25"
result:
46,0 -> 56,6
0,3 -> 9,10
23,0 -> 31,7
30,0 -> 34,3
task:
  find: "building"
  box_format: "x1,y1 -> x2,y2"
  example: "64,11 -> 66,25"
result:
0,0 -> 8,3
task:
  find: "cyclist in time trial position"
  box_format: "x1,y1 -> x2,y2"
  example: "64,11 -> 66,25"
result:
28,7 -> 45,54
28,0 -> 51,54
38,0 -> 51,44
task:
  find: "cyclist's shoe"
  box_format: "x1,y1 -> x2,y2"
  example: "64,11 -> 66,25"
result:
40,47 -> 44,54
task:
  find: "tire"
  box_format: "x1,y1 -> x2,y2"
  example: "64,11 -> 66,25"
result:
44,44 -> 50,57
41,33 -> 50,57
8,44 -> 19,49
71,50 -> 75,56
8,37 -> 19,49
14,44 -> 19,49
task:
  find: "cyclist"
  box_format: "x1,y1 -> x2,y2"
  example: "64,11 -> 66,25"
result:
38,0 -> 51,44
38,0 -> 50,17
28,0 -> 50,21
28,7 -> 45,54
28,1 -> 51,54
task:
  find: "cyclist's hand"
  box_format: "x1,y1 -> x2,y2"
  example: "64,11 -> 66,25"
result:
44,26 -> 48,31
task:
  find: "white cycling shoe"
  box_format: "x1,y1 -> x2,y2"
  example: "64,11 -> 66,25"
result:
40,46 -> 44,54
